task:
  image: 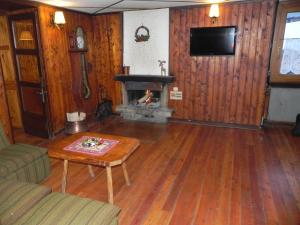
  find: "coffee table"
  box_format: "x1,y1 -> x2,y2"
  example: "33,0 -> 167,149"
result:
47,132 -> 140,204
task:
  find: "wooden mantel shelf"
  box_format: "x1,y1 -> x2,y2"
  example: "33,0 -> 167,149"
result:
115,75 -> 175,84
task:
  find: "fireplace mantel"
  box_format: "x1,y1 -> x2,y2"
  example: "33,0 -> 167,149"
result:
115,75 -> 175,84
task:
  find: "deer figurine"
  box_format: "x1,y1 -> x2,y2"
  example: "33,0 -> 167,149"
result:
158,60 -> 166,76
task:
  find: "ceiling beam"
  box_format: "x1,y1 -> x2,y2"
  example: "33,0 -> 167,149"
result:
93,0 -> 124,14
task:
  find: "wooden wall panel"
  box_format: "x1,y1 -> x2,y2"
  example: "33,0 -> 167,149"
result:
38,6 -> 98,133
0,15 -> 23,128
169,0 -> 276,126
0,63 -> 13,143
93,13 -> 123,110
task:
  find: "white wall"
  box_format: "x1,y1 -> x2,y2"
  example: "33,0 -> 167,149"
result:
268,88 -> 300,122
123,8 -> 169,75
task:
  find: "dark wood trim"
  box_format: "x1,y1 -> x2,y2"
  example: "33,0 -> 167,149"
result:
7,8 -> 36,15
15,49 -> 39,54
260,0 -> 279,125
93,12 -> 124,17
169,118 -> 260,130
263,119 -> 295,127
69,49 -> 88,53
115,75 -> 175,83
35,8 -> 53,137
270,83 -> 300,88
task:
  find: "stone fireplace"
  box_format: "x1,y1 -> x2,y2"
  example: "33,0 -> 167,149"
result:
115,75 -> 175,123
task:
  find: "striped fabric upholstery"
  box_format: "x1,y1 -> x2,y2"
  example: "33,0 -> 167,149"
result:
0,124 -> 9,151
0,144 -> 50,183
4,155 -> 50,183
0,179 -> 51,225
13,192 -> 121,225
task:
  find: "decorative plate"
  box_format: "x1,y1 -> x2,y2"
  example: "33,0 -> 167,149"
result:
81,137 -> 102,148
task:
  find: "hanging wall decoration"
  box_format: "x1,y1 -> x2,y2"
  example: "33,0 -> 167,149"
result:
135,25 -> 150,42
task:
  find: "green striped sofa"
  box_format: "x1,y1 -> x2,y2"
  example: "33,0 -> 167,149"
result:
0,124 -> 50,183
0,124 -> 121,225
0,179 -> 121,225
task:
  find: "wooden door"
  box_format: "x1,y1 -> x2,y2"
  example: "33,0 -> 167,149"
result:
9,12 -> 51,138
0,15 -> 23,129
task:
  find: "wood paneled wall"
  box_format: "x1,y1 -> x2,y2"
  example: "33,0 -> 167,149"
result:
0,16 -> 23,128
169,0 -> 276,126
38,6 -> 98,133
93,14 -> 123,110
0,62 -> 13,143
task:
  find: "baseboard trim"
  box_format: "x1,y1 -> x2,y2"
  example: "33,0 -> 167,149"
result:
263,120 -> 295,128
168,118 -> 259,130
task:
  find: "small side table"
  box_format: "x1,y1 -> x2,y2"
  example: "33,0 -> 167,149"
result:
48,132 -> 140,204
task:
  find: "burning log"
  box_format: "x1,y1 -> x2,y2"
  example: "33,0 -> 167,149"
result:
137,90 -> 153,105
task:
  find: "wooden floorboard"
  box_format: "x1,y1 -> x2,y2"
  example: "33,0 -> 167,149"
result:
13,117 -> 300,225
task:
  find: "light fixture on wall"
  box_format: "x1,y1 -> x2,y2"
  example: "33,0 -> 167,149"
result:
19,31 -> 33,41
209,4 -> 220,24
50,11 -> 66,29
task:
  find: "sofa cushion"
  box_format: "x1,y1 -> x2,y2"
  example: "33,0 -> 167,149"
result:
0,179 -> 51,225
4,154 -> 50,184
0,144 -> 48,177
13,192 -> 121,225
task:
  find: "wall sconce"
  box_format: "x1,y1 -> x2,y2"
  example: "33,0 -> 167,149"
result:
209,4 -> 220,24
19,31 -> 33,41
50,11 -> 66,29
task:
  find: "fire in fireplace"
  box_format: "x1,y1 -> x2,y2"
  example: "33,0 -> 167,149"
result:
115,75 -> 175,123
128,89 -> 160,107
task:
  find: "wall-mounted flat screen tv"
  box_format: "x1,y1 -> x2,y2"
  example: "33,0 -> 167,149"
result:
190,26 -> 237,56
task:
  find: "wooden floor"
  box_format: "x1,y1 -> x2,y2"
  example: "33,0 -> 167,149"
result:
14,117 -> 300,225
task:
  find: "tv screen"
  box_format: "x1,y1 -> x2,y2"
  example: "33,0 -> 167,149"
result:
190,26 -> 237,56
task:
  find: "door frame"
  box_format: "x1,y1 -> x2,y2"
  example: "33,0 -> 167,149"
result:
0,58 -> 14,143
8,9 -> 52,138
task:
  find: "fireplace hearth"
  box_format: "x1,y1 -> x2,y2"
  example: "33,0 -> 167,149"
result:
115,75 -> 175,123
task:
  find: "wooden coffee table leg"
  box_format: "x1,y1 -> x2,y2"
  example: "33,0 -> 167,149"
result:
122,162 -> 131,186
62,159 -> 68,193
106,166 -> 114,204
88,165 -> 95,178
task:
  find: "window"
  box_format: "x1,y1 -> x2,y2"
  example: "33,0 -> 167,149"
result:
270,1 -> 300,84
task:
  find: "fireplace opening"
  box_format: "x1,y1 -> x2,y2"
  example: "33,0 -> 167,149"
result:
115,75 -> 175,123
128,90 -> 161,108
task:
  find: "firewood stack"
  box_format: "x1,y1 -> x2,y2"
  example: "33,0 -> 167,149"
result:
137,90 -> 153,105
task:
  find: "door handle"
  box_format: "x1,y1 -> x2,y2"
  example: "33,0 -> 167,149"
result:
36,90 -> 47,103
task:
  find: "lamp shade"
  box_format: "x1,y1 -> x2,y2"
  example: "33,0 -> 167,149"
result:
54,11 -> 66,25
19,31 -> 33,41
209,4 -> 220,18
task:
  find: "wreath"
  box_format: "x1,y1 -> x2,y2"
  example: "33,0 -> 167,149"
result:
135,25 -> 150,42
